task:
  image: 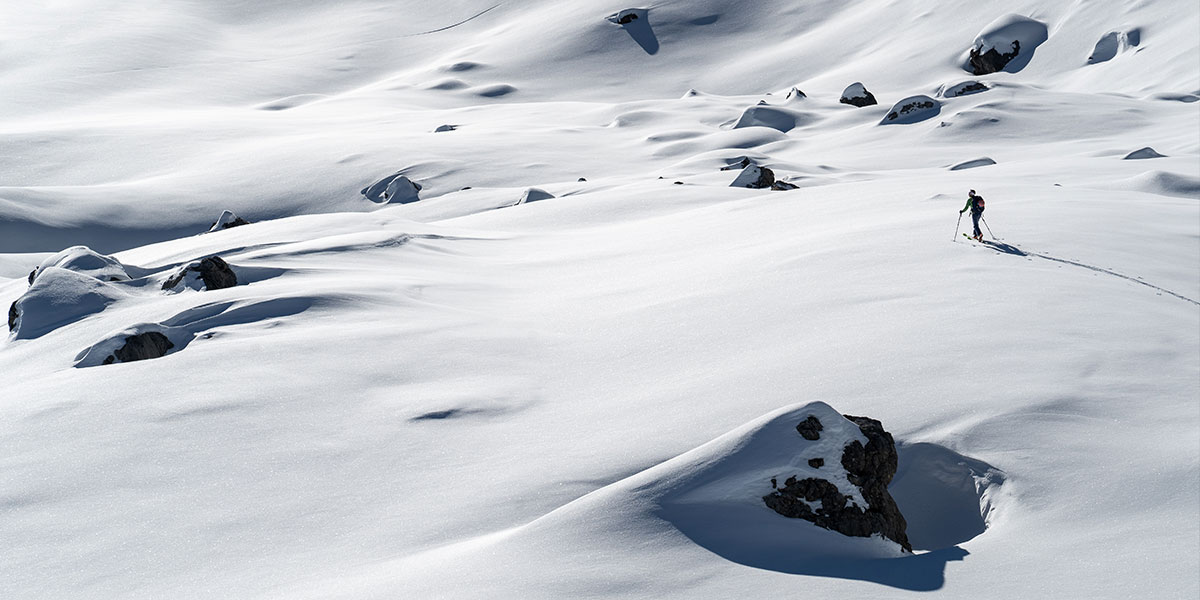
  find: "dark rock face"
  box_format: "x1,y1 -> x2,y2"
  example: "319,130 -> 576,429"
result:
28,268 -> 37,285
763,413 -> 912,552
102,332 -> 174,365
616,12 -> 638,24
770,180 -> 799,191
969,40 -> 1020,75
162,255 -> 238,291
198,256 -> 237,290
7,301 -> 17,331
796,415 -> 823,440
808,457 -> 825,469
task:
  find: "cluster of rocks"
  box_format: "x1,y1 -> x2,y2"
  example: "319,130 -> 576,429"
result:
763,411 -> 912,552
8,245 -> 242,366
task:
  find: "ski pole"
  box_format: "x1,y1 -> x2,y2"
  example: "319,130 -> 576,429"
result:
954,212 -> 963,241
981,216 -> 996,240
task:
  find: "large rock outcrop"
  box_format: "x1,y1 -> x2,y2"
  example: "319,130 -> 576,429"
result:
763,410 -> 912,552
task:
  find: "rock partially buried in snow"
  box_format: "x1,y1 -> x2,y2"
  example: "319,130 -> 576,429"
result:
162,256 -> 238,292
361,172 -> 423,204
939,80 -> 989,98
31,246 -> 135,284
208,210 -> 250,233
511,187 -> 555,206
607,8 -> 646,25
965,14 -> 1048,75
839,83 -> 877,107
433,124 -> 458,133
9,267 -> 128,339
950,157 -> 997,170
101,331 -> 175,365
1124,147 -> 1165,160
881,95 -> 940,125
1088,30 -> 1140,64
763,408 -> 912,552
730,165 -> 775,189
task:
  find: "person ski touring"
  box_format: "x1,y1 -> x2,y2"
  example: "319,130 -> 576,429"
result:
960,189 -> 986,241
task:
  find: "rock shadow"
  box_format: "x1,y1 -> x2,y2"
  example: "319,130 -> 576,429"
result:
614,10 -> 659,55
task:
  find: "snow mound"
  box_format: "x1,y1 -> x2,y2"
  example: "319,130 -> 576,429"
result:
254,94 -> 327,111
950,157 -> 996,170
1088,30 -> 1140,64
1123,147 -> 1165,160
32,246 -> 138,283
964,14 -> 1048,74
732,105 -> 814,133
361,173 -> 423,204
881,95 -> 940,125
511,187 -> 555,206
473,83 -> 517,98
10,267 -> 128,339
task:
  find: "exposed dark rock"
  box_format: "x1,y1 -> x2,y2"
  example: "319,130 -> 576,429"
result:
763,413 -> 912,552
7,301 -> 17,331
786,87 -> 806,101
943,81 -> 988,98
197,256 -> 237,290
808,457 -> 825,469
578,177 -> 587,182
771,180 -> 800,191
615,12 -> 638,24
969,39 -> 1020,75
104,331 -> 174,364
673,181 -> 684,185
840,83 -> 877,107
28,268 -> 37,285
208,210 -> 250,232
162,255 -> 238,291
884,97 -> 937,122
730,165 -> 775,189
796,415 -> 823,440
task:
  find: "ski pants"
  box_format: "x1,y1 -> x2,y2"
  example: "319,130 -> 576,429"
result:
971,210 -> 983,237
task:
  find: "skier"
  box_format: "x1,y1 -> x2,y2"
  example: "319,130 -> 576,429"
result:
960,189 -> 986,241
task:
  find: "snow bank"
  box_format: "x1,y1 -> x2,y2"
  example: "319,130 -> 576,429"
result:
10,267 -> 128,339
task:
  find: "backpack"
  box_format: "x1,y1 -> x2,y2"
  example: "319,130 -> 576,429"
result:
973,195 -> 985,211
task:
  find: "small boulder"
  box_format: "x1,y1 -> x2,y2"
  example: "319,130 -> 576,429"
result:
162,255 -> 238,292
785,87 -> 806,101
208,210 -> 250,233
102,331 -> 175,365
434,124 -> 457,133
361,172 -> 423,204
7,301 -> 16,331
840,83 -> 877,107
607,8 -> 645,25
730,165 -> 775,189
881,95 -> 940,125
771,180 -> 800,191
720,157 -> 753,171
808,457 -> 825,469
940,81 -> 989,98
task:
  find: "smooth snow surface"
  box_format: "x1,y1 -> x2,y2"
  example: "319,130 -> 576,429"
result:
2,0 -> 1198,598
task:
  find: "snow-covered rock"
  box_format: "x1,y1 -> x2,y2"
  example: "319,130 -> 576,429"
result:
880,95 -> 940,125
732,105 -> 811,133
1088,30 -> 1140,64
207,210 -> 250,233
32,246 -> 133,284
162,256 -> 238,292
361,172 -> 423,204
730,164 -> 775,189
606,8 -> 646,25
939,80 -> 989,98
1123,147 -> 1165,160
763,406 -> 912,552
839,82 -> 877,107
8,267 -> 128,339
950,157 -> 997,170
965,14 -> 1048,75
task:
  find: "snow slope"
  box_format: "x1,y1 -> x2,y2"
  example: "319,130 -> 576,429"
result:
1,0 -> 1198,598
